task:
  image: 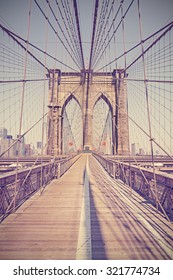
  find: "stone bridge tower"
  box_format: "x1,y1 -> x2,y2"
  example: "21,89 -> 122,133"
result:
46,69 -> 129,155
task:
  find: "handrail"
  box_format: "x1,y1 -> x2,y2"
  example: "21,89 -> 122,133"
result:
93,152 -> 173,218
0,154 -> 81,220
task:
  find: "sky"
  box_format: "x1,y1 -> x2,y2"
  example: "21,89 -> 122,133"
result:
0,0 -> 172,70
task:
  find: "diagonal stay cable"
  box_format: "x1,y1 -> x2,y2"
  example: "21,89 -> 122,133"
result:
96,21 -> 173,72
0,111 -> 50,158
0,23 -> 49,72
0,23 -> 78,72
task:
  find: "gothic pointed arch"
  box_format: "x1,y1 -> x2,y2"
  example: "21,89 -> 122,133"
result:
92,94 -> 114,154
61,94 -> 83,154
92,93 -> 113,115
61,93 -> 82,116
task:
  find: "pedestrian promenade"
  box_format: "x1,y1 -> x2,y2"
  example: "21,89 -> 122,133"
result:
0,154 -> 172,260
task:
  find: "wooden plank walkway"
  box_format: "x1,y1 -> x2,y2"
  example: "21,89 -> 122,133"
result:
0,154 -> 173,260
0,155 -> 87,260
88,155 -> 173,260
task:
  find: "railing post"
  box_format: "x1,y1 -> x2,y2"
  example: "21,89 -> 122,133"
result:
0,186 -> 6,214
131,171 -> 135,189
113,163 -> 116,179
37,172 -> 41,189
54,163 -> 58,179
57,162 -> 61,178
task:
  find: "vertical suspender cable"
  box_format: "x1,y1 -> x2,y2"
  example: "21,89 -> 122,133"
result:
121,3 -> 132,193
41,5 -> 49,194
13,0 -> 32,211
137,0 -> 159,210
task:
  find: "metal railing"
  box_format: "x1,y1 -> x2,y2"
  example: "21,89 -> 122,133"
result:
0,154 -> 81,220
93,153 -> 173,218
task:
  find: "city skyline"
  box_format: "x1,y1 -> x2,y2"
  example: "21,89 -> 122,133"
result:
0,126 -> 43,157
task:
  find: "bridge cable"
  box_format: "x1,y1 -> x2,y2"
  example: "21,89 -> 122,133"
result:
64,0 -> 81,57
73,0 -> 85,70
12,0 -> 32,211
112,95 -> 172,220
96,20 -> 173,72
60,0 -> 84,67
83,0 -> 99,148
34,0 -> 81,70
120,2 -> 133,193
0,109 -> 50,158
137,0 -> 159,210
54,0 -> 82,69
92,0 -> 111,66
0,23 -> 49,73
40,3 -> 50,193
0,23 -> 78,72
128,116 -> 173,160
0,119 -> 52,220
61,0 -> 83,68
94,0 -> 134,69
46,0 -> 82,69
93,0 -> 135,70
92,0 -> 124,68
59,0 -> 79,56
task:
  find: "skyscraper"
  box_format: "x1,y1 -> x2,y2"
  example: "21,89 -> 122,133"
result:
0,127 -> 7,139
131,143 -> 136,156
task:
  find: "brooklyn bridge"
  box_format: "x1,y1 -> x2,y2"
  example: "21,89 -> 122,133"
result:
0,0 -> 173,260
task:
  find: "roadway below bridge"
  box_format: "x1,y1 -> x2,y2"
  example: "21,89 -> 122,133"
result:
0,154 -> 172,260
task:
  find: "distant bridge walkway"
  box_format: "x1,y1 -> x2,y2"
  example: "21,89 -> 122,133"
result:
0,155 -> 172,260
